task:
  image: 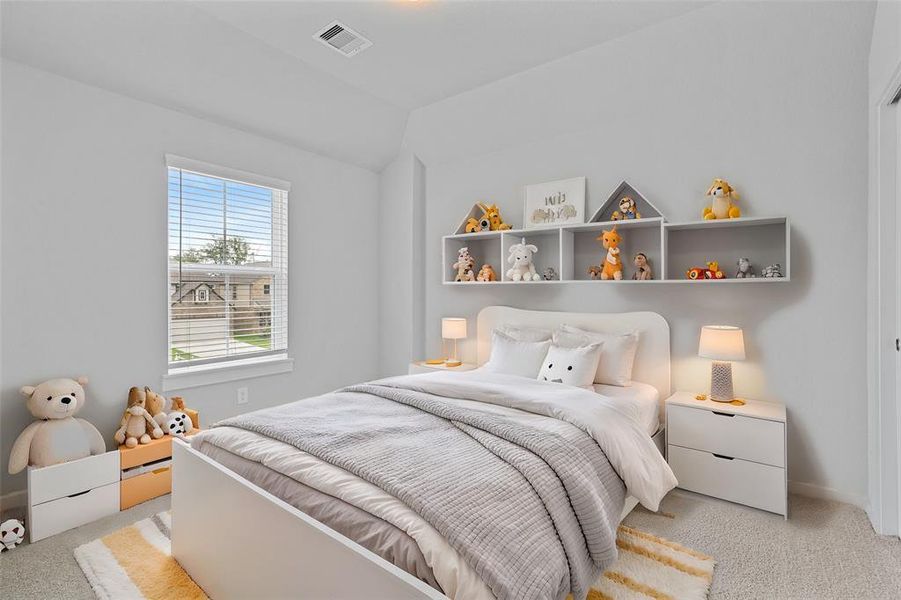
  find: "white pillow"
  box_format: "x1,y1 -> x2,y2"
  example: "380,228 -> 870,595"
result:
553,325 -> 639,387
495,325 -> 553,342
482,331 -> 551,378
537,343 -> 604,389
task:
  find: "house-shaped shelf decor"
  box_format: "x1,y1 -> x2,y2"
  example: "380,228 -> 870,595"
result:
442,180 -> 790,285
589,180 -> 664,223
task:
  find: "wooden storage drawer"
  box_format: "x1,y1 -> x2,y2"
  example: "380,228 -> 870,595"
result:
28,451 -> 119,505
669,445 -> 786,515
120,436 -> 173,470
29,481 -> 119,542
121,465 -> 172,510
668,404 -> 784,467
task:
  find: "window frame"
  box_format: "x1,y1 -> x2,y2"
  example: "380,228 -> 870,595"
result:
163,155 -> 292,387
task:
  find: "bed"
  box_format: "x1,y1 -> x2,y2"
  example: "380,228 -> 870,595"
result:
171,307 -> 675,600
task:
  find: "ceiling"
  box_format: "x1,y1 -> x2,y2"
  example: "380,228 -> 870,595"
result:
1,1 -> 708,171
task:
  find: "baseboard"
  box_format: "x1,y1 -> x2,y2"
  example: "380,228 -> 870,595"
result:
788,480 -> 866,509
0,489 -> 27,513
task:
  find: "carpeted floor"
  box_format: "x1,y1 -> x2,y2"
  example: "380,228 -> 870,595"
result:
1,492 -> 899,599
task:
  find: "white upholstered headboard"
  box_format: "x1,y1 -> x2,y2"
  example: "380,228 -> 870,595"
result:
476,306 -> 671,400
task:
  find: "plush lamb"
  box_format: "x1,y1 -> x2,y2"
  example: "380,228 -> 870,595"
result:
506,238 -> 541,281
8,377 -> 106,474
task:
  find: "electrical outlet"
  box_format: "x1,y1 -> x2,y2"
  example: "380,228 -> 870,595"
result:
237,387 -> 249,405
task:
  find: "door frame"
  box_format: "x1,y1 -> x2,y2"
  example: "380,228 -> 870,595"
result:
869,62 -> 901,537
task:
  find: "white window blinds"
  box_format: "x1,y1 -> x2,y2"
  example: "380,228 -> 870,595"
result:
167,157 -> 288,369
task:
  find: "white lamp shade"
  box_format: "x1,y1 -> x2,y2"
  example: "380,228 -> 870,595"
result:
441,318 -> 467,340
698,326 -> 745,361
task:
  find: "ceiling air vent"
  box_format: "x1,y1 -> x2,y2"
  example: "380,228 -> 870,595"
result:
314,21 -> 372,57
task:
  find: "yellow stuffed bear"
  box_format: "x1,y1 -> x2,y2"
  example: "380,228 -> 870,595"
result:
703,178 -> 741,220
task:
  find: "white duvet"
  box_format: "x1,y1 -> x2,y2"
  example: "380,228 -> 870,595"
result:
197,371 -> 676,600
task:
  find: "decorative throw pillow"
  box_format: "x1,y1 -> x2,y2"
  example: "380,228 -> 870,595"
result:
537,343 -> 604,388
482,331 -> 551,378
553,325 -> 640,387
495,325 -> 553,342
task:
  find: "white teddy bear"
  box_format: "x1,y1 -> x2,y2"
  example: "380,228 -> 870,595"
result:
8,377 -> 106,474
505,237 -> 541,282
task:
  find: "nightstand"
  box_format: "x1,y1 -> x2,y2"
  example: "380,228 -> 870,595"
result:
408,361 -> 478,375
666,391 -> 787,517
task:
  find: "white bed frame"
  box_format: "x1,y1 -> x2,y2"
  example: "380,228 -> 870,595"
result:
172,307 -> 671,599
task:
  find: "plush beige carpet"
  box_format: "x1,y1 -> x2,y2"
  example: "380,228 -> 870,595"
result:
623,490 -> 901,600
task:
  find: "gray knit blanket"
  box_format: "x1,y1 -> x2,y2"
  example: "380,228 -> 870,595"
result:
216,382 -> 625,600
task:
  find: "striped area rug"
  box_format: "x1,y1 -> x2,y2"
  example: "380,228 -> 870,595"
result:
75,513 -> 713,600
74,512 -> 207,600
574,525 -> 716,600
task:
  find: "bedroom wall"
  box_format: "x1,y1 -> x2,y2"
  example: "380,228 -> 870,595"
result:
386,1 -> 875,504
0,59 -> 381,498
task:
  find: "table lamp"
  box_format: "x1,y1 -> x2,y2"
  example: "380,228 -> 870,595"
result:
698,325 -> 745,402
442,318 -> 467,367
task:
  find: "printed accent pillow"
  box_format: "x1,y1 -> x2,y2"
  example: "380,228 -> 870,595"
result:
537,343 -> 604,389
553,325 -> 640,387
482,331 -> 552,378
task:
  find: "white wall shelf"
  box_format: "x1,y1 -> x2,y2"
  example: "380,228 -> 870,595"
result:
442,216 -> 790,285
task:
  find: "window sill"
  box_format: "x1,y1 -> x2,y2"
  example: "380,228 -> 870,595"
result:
162,354 -> 294,392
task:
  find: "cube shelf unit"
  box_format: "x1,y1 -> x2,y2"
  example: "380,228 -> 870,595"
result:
442,216 -> 789,285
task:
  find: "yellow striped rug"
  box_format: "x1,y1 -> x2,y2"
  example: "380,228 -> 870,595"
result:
75,514 -> 713,600
74,511 -> 207,600
571,525 -> 716,600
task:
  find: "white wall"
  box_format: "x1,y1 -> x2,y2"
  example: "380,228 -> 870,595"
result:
378,150 -> 426,376
390,1 -> 875,504
0,60 -> 381,496
867,0 -> 901,535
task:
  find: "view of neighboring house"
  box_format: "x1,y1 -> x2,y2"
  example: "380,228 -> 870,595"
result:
169,271 -> 273,360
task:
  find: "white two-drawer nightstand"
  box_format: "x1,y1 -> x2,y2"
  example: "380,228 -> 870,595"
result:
666,391 -> 787,517
408,361 -> 478,375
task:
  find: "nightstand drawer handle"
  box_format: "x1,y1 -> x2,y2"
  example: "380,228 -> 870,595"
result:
712,411 -> 735,417
712,453 -> 735,460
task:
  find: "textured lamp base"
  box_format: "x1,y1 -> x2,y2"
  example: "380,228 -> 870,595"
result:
710,361 -> 734,402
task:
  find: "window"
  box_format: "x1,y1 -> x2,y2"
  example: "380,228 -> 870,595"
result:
167,156 -> 289,369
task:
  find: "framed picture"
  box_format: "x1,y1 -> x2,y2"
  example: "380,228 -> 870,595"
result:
523,176 -> 586,229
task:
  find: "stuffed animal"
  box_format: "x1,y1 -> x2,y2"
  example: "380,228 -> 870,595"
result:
762,263 -> 784,278
0,519 -> 24,551
611,197 -> 642,221
703,178 -> 741,220
465,202 -> 512,232
476,264 -> 497,282
165,411 -> 194,438
597,226 -> 624,280
114,387 -> 164,448
632,253 -> 653,280
144,386 -> 168,429
543,267 -> 559,281
736,257 -> 756,278
588,266 -> 603,280
453,247 -> 475,282
506,238 -> 541,281
8,377 -> 106,474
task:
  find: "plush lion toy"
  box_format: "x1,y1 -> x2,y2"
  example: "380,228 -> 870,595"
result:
703,178 -> 741,220
114,387 -> 163,448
